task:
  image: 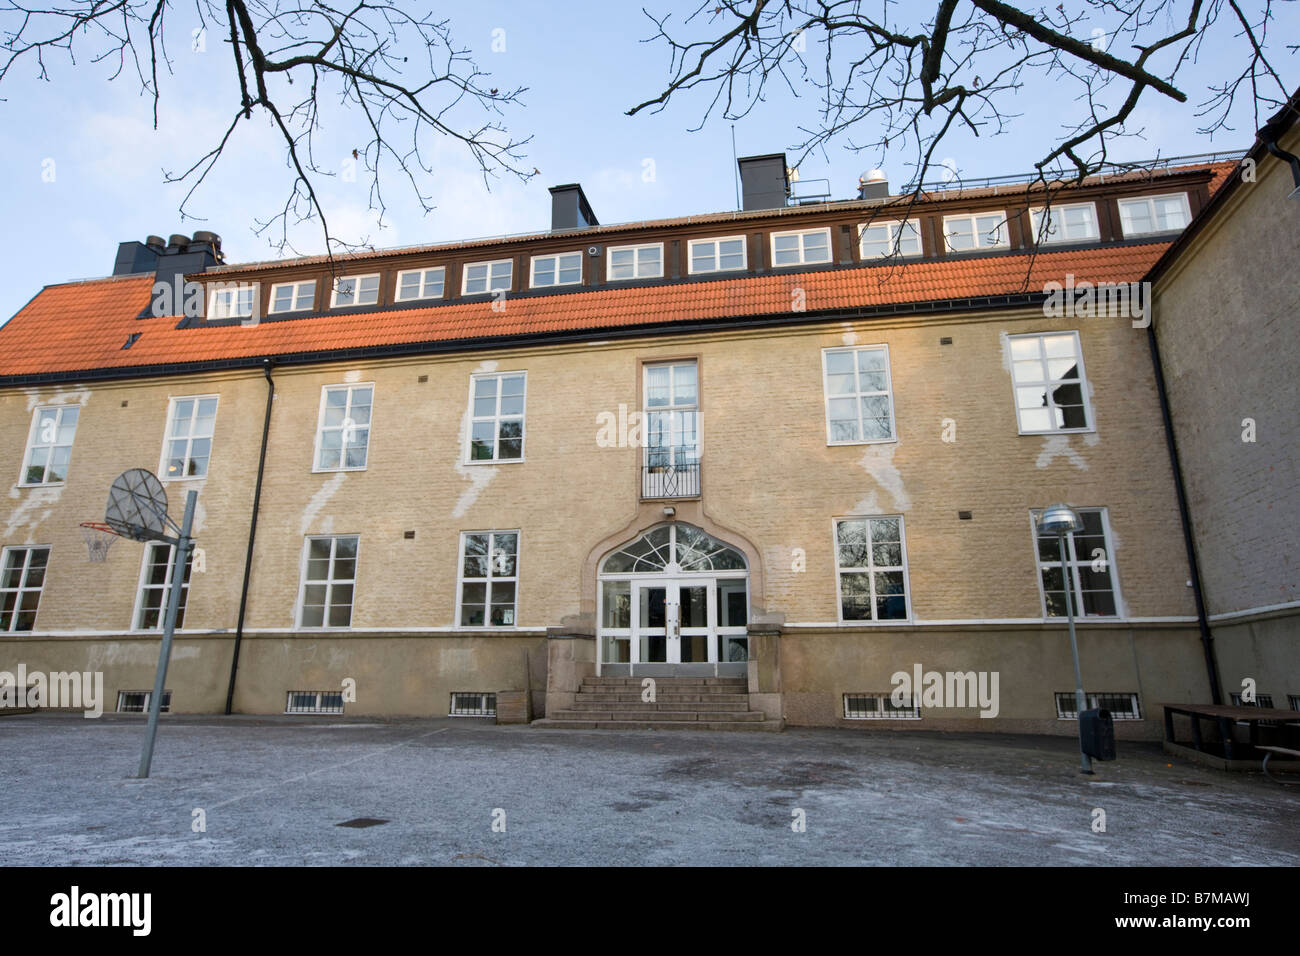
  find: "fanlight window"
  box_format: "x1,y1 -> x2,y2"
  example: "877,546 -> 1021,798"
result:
601,524 -> 746,574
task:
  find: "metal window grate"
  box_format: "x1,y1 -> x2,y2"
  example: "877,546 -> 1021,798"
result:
1230,693 -> 1274,709
285,691 -> 345,714
843,693 -> 920,720
1055,691 -> 1141,720
116,690 -> 172,714
449,692 -> 497,717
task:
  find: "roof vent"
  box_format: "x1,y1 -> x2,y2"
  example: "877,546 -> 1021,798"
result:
166,234 -> 190,254
737,153 -> 790,210
858,169 -> 889,200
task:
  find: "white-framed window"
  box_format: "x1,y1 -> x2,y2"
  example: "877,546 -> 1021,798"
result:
395,267 -> 446,302
844,693 -> 921,720
1031,508 -> 1120,618
450,692 -> 497,716
607,243 -> 663,280
314,384 -> 373,471
457,531 -> 518,627
770,228 -> 832,267
269,280 -> 315,313
330,274 -> 381,308
133,542 -> 193,630
822,346 -> 896,444
942,212 -> 1009,252
462,259 -> 513,295
1028,203 -> 1099,245
117,690 -> 171,713
207,284 -> 256,319
160,396 -> 218,480
834,516 -> 909,622
859,220 -> 922,259
1008,331 -> 1091,433
1055,692 -> 1141,720
467,372 -> 525,462
1,546 -> 50,632
530,252 -> 583,288
21,405 -> 80,485
286,691 -> 345,714
688,236 -> 747,274
644,360 -> 700,496
298,535 -> 359,628
1117,193 -> 1191,237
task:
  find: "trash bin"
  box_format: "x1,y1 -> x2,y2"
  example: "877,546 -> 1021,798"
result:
1079,708 -> 1116,760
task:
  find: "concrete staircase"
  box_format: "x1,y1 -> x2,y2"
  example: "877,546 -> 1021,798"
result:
532,676 -> 783,732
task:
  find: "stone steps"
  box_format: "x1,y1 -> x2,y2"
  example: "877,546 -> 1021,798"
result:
532,718 -> 785,732
566,699 -> 752,712
535,675 -> 781,732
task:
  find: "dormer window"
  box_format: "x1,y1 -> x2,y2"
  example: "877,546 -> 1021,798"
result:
330,274 -> 380,308
395,267 -> 446,302
688,237 -> 747,274
530,252 -> 583,288
770,228 -> 831,267
1117,193 -> 1191,237
942,213 -> 1009,252
1029,203 -> 1099,245
859,220 -> 922,259
462,259 -> 513,295
269,280 -> 315,314
207,284 -> 256,319
607,243 -> 663,280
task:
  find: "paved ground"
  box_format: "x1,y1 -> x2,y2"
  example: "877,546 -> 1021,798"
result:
2,714 -> 1297,866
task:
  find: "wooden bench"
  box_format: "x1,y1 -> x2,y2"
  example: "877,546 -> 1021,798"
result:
1259,746 -> 1300,784
1162,702 -> 1300,761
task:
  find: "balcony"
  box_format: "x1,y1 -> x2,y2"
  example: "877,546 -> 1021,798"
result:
641,456 -> 700,499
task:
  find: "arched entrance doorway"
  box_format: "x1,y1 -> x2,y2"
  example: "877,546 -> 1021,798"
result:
597,522 -> 749,676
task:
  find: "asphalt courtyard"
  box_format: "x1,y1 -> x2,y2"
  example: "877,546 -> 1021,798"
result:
2,714 -> 1297,866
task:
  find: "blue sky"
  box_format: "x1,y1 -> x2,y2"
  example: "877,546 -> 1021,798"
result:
1,1 -> 1295,324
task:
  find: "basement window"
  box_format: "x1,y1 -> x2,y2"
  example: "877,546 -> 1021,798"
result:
117,690 -> 172,713
395,267 -> 445,302
449,692 -> 497,717
844,693 -> 920,719
331,274 -> 380,308
1055,692 -> 1141,720
1230,693 -> 1275,709
285,691 -> 345,714
269,280 -> 315,313
462,259 -> 513,295
770,228 -> 831,267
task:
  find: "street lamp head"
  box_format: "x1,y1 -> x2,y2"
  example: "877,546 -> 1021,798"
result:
1038,503 -> 1083,536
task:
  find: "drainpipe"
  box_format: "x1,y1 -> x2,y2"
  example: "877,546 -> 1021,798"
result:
225,358 -> 275,714
1144,322 -> 1222,704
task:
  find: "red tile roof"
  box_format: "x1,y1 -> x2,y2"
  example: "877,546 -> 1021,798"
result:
0,243 -> 1169,381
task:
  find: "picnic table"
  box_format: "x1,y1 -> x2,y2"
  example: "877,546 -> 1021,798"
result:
1162,702 -> 1300,761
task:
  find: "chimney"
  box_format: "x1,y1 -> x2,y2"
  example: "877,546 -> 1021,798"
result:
858,169 -> 890,201
737,153 -> 790,211
549,184 -> 599,230
113,231 -> 226,316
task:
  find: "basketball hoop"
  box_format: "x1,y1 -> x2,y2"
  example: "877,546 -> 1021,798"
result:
79,521 -> 123,562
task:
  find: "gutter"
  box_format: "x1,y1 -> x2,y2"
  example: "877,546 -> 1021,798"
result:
224,358 -> 275,715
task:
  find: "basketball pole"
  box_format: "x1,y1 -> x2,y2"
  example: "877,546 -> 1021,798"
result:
137,489 -> 197,780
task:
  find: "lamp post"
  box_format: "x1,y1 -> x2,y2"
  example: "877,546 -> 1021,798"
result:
1037,503 -> 1093,775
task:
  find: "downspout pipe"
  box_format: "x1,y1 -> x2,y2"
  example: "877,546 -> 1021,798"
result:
1144,319 -> 1222,704
225,358 -> 275,715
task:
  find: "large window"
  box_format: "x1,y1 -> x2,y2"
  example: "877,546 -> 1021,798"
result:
314,385 -> 372,471
1008,332 -> 1091,433
688,236 -> 747,274
269,280 -> 315,313
462,259 -> 513,295
1117,193 -> 1191,236
395,267 -> 446,302
835,517 -> 909,621
1,546 -> 49,632
1032,508 -> 1119,618
644,360 -> 699,494
822,346 -> 896,443
458,531 -> 518,627
468,372 -> 525,462
607,243 -> 663,280
770,228 -> 831,267
134,542 -> 193,630
530,252 -> 583,288
161,396 -> 218,480
1028,203 -> 1099,245
330,274 -> 380,308
298,535 -> 359,628
21,405 -> 79,485
942,213 -> 1008,252
859,220 -> 921,259
208,284 -> 256,319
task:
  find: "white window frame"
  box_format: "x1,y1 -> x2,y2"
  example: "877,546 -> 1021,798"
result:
1028,203 -> 1100,245
1055,692 -> 1142,720
0,545 -> 50,632
394,266 -> 446,302
20,404 -> 80,486
116,690 -> 171,713
687,236 -> 748,274
606,243 -> 664,281
296,535 -> 360,630
312,383 -> 374,473
285,690 -> 345,714
821,345 -> 897,445
858,219 -> 922,259
268,280 -> 315,314
529,251 -> 584,288
461,259 -> 514,296
132,542 -> 193,631
843,693 -> 922,720
1007,331 -> 1093,434
329,273 -> 381,308
449,692 -> 498,716
456,530 -> 520,629
942,212 -> 1010,252
833,515 -> 912,623
1117,192 -> 1192,237
1029,508 -> 1123,620
465,371 -> 526,464
207,284 -> 257,319
159,395 -> 219,481
769,227 -> 832,267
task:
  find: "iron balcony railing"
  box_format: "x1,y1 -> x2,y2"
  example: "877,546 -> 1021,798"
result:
642,455 -> 701,499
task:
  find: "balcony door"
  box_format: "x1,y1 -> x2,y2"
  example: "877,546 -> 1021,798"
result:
644,360 -> 700,498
